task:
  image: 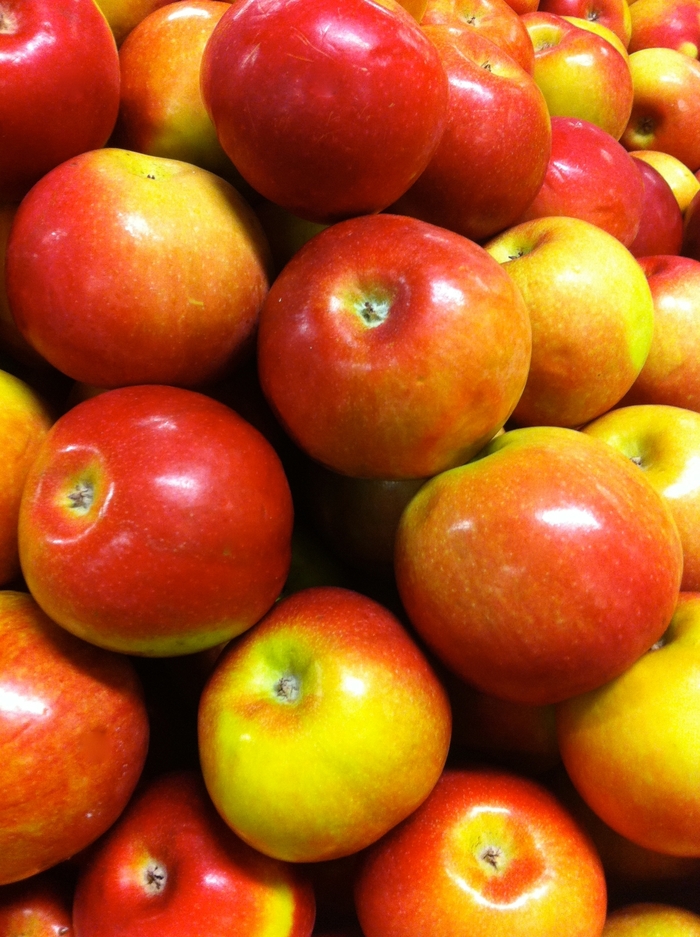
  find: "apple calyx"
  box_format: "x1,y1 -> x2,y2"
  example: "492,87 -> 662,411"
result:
0,8 -> 18,34
275,674 -> 300,702
355,296 -> 391,328
66,481 -> 94,515
480,845 -> 503,869
143,861 -> 167,896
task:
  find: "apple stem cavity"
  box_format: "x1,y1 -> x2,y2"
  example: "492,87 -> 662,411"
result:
143,862 -> 167,895
66,481 -> 94,515
275,674 -> 300,702
355,296 -> 391,328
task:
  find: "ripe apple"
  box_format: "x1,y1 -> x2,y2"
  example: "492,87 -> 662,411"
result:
561,13 -> 631,58
390,27 -> 552,243
538,0 -> 632,46
0,869 -> 73,936
200,0 -> 449,224
0,590 -> 149,885
484,215 -> 654,428
18,384 -> 294,656
628,0 -> 700,58
6,148 -> 271,390
603,903 -> 700,935
257,213 -> 531,480
198,586 -> 452,862
354,768 -> 607,937
394,425 -> 684,705
631,150 -> 700,211
628,158 -> 685,258
72,771 -> 316,937
0,0 -> 120,203
558,591 -> 700,856
94,0 -> 177,44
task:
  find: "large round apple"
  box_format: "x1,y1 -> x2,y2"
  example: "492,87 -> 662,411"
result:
257,213 -> 531,480
18,385 -> 294,656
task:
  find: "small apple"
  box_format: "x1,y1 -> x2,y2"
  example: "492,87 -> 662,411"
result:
628,158 -> 685,258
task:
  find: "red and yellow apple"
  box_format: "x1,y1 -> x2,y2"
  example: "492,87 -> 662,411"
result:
628,158 -> 685,258
628,0 -> 700,58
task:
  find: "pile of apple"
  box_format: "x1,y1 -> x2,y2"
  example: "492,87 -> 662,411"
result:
2,0 -> 700,934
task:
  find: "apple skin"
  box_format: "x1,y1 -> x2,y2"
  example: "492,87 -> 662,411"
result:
558,592 -> 700,856
18,384 -> 294,657
0,590 -> 149,885
484,215 -> 654,428
394,425 -> 684,706
582,404 -> 700,592
603,903 -> 700,936
200,0 -> 449,224
198,586 -> 452,863
628,0 -> 700,58
71,771 -> 316,937
0,0 -> 120,203
94,0 -> 177,45
0,869 -> 74,937
628,158 -> 685,258
684,188 -> 700,260
631,150 -> 700,212
621,48 -> 700,172
538,0 -> 632,46
354,768 -> 607,937
516,116 -> 644,247
390,27 -> 552,243
6,148 -> 271,390
618,255 -> 700,411
257,213 -> 531,480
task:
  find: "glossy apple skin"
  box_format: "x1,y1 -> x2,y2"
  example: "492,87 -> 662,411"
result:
200,0 -> 449,224
603,903 -> 700,936
485,216 -> 654,427
72,771 -> 316,937
538,0 -> 632,46
0,870 -> 74,936
629,0 -> 700,58
583,404 -> 700,592
391,28 -> 551,243
517,117 -> 644,246
558,592 -> 700,856
0,591 -> 149,885
18,385 -> 294,656
6,148 -> 271,389
395,425 -> 684,705
198,586 -> 452,863
628,159 -> 685,258
619,255 -> 700,410
258,213 -> 531,480
354,768 -> 607,937
0,0 -> 120,203
631,150 -> 700,212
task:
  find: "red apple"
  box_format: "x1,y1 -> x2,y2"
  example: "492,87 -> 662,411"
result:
628,0 -> 700,58
257,213 -> 531,480
0,0 -> 120,203
537,0 -> 632,46
200,0 -> 449,223
198,586 -> 452,862
0,590 -> 149,885
72,771 -> 316,937
0,869 -> 74,936
631,150 -> 700,212
628,158 -> 685,258
18,384 -> 294,656
394,425 -> 684,705
354,768 -> 607,937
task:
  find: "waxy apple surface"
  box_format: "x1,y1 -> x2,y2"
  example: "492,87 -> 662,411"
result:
628,159 -> 684,258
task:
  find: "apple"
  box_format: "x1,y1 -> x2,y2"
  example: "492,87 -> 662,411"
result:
394,425 -> 684,705
621,48 -> 700,172
684,188 -> 700,260
0,590 -> 149,885
0,869 -> 74,936
561,13 -> 631,57
503,0 -> 539,12
94,0 -> 177,45
558,591 -> 700,856
516,116 -> 644,247
198,585 -> 452,862
390,27 -> 552,243
538,0 -> 632,46
521,12 -> 634,140
630,150 -> 700,211
628,0 -> 700,58
18,384 -> 294,656
618,255 -> 700,411
484,215 -> 654,428
200,0 -> 449,224
603,903 -> 700,935
0,0 -> 120,204
71,771 -> 316,937
6,148 -> 272,390
354,768 -> 607,937
582,404 -> 700,592
628,158 -> 685,258
257,212 -> 531,480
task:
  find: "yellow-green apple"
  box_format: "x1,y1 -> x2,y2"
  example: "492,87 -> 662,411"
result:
18,384 -> 294,656
484,215 -> 654,427
618,255 -> 700,410
631,150 -> 700,211
0,369 -> 52,586
94,0 -> 177,44
6,148 -> 271,389
257,213 -> 532,480
628,0 -> 700,57
420,0 -> 536,72
603,904 -> 700,935
390,27 -> 551,243
539,0 -> 632,45
394,425 -> 683,705
354,768 -> 607,937
0,590 -> 149,884
0,0 -> 120,203
0,869 -> 73,936
516,116 -> 644,246
71,771 -> 316,937
200,0 -> 449,224
521,12 -> 634,139
198,586 -> 452,862
558,591 -> 700,855
628,159 -> 685,258
583,404 -> 700,592
621,48 -> 700,172
684,189 -> 700,259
